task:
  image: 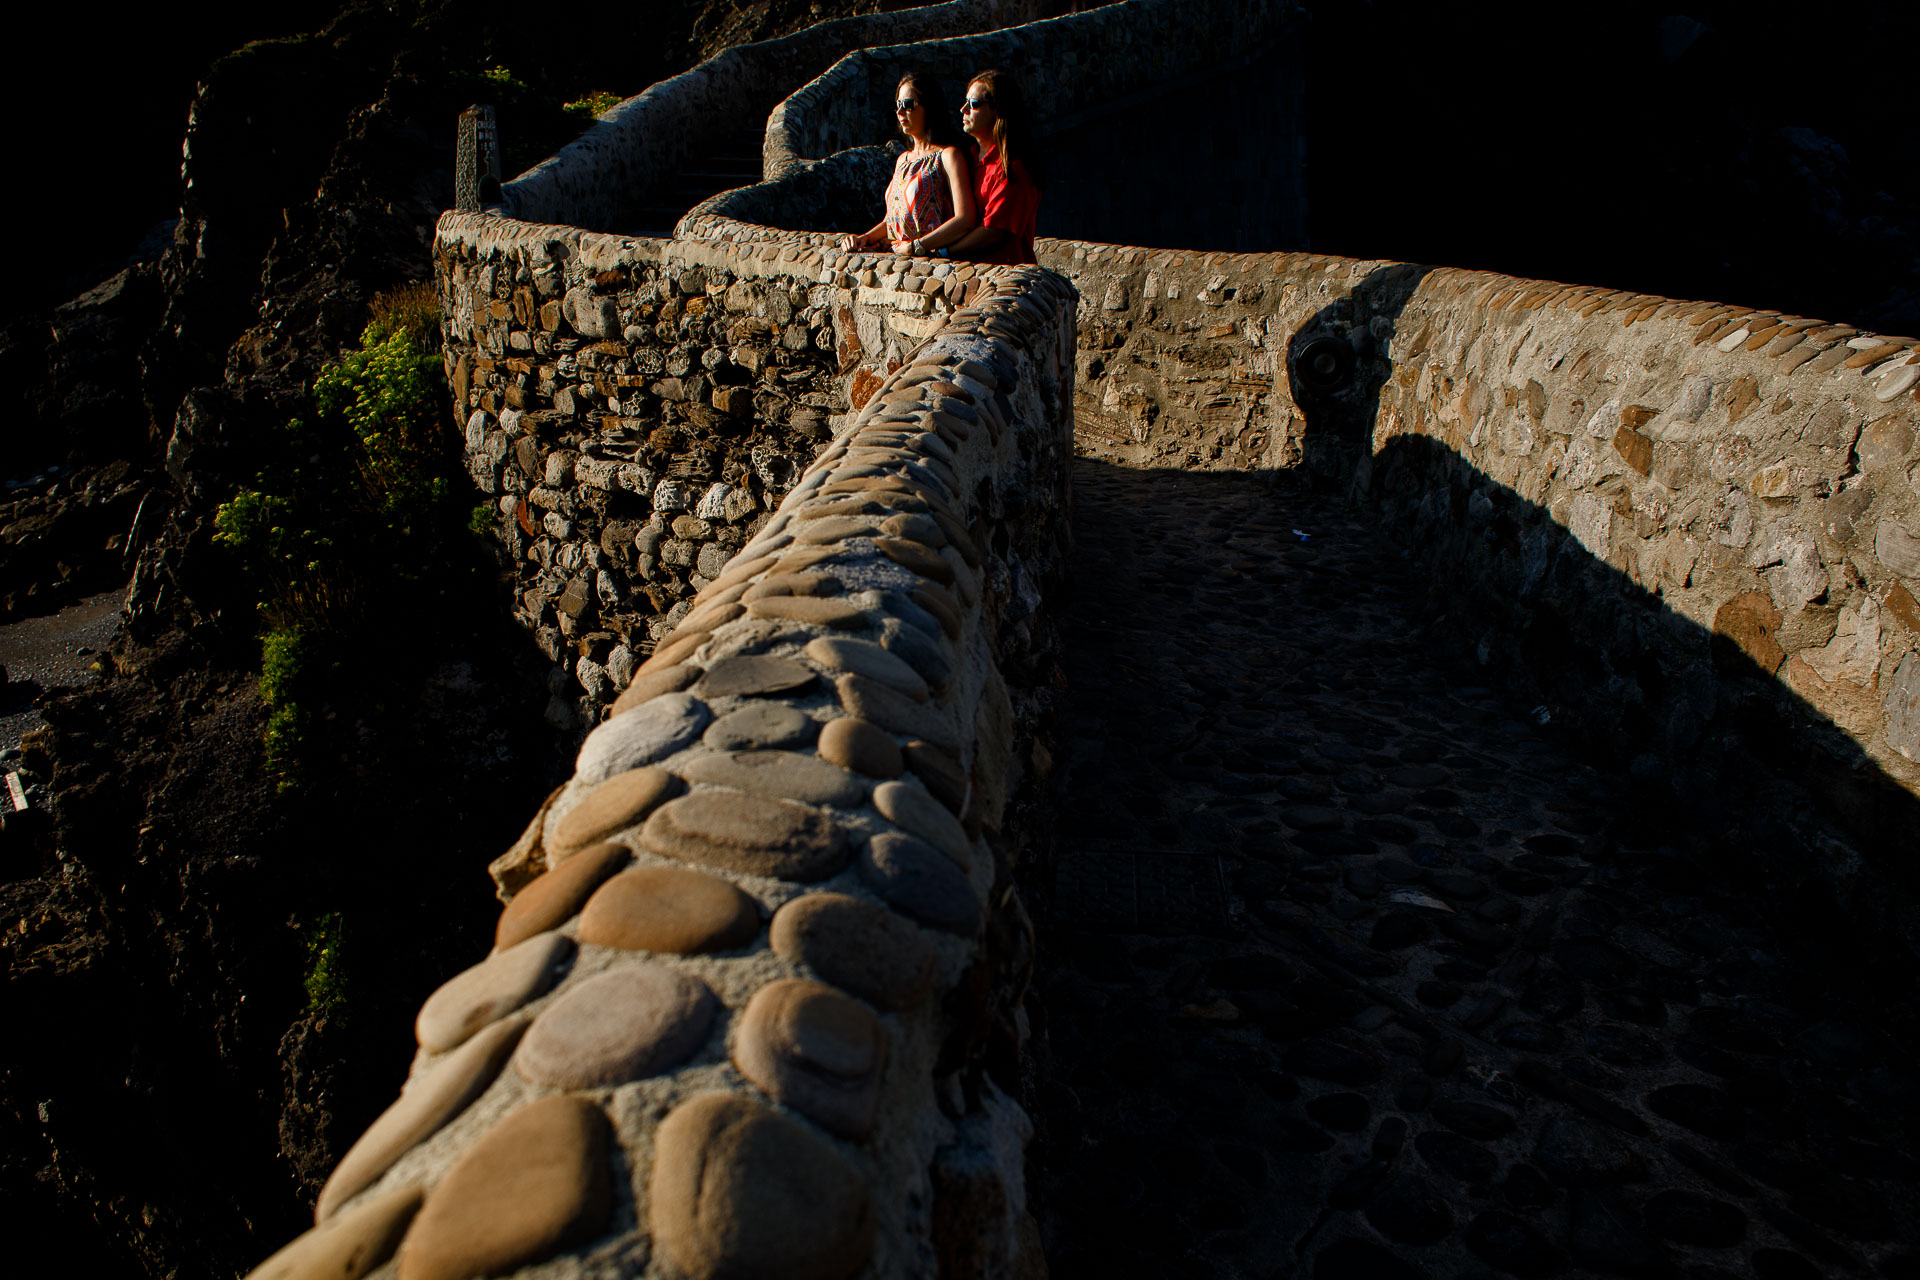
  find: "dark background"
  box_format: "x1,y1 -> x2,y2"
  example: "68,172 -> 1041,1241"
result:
15,1 -> 1919,333
13,1 -> 341,322
1306,1 -> 1920,334
1,3 -> 1916,1276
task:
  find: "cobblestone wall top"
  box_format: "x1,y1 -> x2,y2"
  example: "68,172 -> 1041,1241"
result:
257,228 -> 1080,1276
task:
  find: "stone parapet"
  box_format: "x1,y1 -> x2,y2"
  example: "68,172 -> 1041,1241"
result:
500,0 -> 1038,230
1351,269 -> 1920,954
1037,238 -> 1374,470
437,212 -> 1026,729
1045,234 -> 1920,953
252,241 -> 1077,1278
685,143 -> 903,242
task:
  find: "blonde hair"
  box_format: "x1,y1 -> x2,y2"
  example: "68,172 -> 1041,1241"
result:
967,68 -> 1036,184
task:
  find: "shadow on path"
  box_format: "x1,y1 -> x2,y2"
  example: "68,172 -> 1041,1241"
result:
1031,264 -> 1920,1277
1033,457 -> 1920,1278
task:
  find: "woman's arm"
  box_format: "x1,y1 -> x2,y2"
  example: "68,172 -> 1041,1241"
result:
910,147 -> 979,253
843,153 -> 910,250
945,224 -> 1008,257
839,218 -> 889,252
945,150 -> 1019,259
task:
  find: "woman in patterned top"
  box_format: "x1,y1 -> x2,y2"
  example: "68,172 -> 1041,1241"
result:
839,72 -> 976,257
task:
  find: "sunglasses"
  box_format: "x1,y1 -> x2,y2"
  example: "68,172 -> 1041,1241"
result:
963,97 -> 992,111
895,98 -> 918,111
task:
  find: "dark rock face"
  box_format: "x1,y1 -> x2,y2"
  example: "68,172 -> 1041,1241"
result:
0,2 -> 908,1273
0,457 -> 149,623
0,266 -> 163,621
0,621 -> 550,1274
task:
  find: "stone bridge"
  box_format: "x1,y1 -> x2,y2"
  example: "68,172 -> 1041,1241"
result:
250,2 -> 1920,1277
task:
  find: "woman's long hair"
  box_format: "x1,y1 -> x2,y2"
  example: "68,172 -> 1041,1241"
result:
897,72 -> 965,150
966,68 -> 1040,188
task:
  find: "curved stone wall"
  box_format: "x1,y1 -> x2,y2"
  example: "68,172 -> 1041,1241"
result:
1037,238 -> 1353,470
683,142 -> 903,242
499,0 -> 1041,229
763,0 -> 1301,178
252,208 -> 1077,1277
733,0 -> 1307,251
1348,270 -> 1920,951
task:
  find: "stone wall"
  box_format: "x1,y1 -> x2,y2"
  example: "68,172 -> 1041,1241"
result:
686,143 -> 904,241
500,0 -> 1041,230
1344,270 -> 1920,952
1038,238 -> 1362,470
1046,234 -> 1920,954
757,0 -> 1307,249
437,214 -> 1025,729
249,240 -> 1078,1279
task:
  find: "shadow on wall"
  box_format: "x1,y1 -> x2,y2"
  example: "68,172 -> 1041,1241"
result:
1281,267 -> 1920,968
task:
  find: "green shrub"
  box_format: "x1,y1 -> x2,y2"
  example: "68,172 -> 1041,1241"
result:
314,321 -> 448,533
212,295 -> 479,786
215,309 -> 460,627
481,65 -> 525,93
259,627 -> 313,784
301,912 -> 348,1024
564,90 -> 624,120
452,65 -> 632,176
365,281 -> 441,348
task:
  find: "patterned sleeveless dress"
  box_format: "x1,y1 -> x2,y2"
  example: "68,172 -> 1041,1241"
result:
884,148 -> 955,244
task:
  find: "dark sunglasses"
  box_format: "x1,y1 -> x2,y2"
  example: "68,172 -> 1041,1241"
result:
963,96 -> 992,111
895,98 -> 918,111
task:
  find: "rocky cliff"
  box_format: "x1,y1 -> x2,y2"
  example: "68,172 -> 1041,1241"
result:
0,4 -> 940,1275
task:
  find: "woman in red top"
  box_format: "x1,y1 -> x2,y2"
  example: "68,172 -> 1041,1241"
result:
946,69 -> 1039,266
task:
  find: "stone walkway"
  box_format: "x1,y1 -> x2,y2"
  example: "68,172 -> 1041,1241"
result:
1030,458 -> 1919,1279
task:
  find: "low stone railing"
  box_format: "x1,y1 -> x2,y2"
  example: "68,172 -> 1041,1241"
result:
435,213 -> 1036,728
499,0 -> 1039,230
1043,236 -> 1920,954
250,247 -> 1075,1278
1350,269 -> 1920,953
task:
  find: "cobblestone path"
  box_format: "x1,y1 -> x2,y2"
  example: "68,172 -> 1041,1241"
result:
1031,458 -> 1920,1279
